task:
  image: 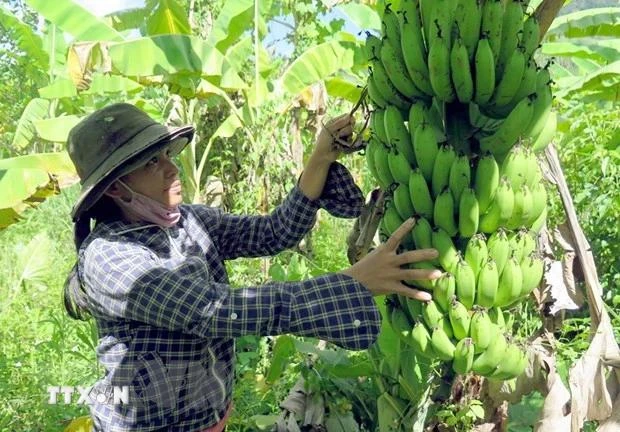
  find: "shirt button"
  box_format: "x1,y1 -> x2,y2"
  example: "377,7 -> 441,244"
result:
230,312 -> 238,320
353,319 -> 361,328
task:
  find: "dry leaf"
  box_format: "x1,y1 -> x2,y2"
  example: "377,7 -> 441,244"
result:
545,260 -> 580,315
535,371 -> 571,431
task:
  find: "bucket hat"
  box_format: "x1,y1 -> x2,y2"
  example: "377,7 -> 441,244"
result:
67,103 -> 194,221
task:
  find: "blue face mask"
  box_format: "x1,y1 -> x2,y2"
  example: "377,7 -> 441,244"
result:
114,180 -> 181,227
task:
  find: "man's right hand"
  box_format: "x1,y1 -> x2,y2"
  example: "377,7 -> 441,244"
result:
340,217 -> 442,301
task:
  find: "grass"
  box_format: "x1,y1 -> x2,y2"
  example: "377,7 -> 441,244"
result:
0,182 -> 359,431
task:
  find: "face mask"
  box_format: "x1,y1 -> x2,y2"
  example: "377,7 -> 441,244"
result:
114,180 -> 181,227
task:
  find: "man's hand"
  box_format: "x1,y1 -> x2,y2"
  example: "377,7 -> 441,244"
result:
313,113 -> 356,164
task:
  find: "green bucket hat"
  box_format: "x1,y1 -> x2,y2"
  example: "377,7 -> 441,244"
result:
67,103 -> 194,221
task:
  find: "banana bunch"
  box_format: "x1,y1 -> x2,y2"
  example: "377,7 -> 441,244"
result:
385,293 -> 529,380
365,0 -> 556,388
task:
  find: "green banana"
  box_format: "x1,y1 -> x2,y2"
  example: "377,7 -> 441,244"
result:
414,122 -> 439,182
410,321 -> 437,359
488,306 -> 506,330
371,109 -> 389,145
450,37 -> 474,103
470,309 -> 493,353
500,146 -> 528,190
365,137 -> 380,184
373,141 -> 395,190
431,144 -> 457,198
406,296 -> 424,322
459,187 -> 480,238
522,14 -> 541,61
393,183 -> 415,220
479,95 -> 535,157
431,325 -> 456,361
489,343 -> 527,380
524,67 -> 553,139
495,256 -> 523,307
411,216 -> 433,250
531,110 -> 556,153
474,153 -> 500,214
474,36 -> 496,105
383,199 -> 406,235
455,0 -> 482,60
364,33 -> 382,62
420,0 -> 436,52
520,252 -> 544,297
439,315 -> 455,339
367,71 -> 389,109
409,101 -> 446,142
480,0 -> 504,63
487,228 -> 510,275
422,299 -> 444,330
371,60 -> 412,111
476,257 -> 499,308
464,233 -> 488,277
510,58 -> 538,107
492,47 -> 527,107
381,38 -> 427,99
428,32 -> 456,102
388,148 -> 414,185
455,258 -> 476,309
521,229 -> 537,259
530,205 -> 547,233
448,154 -> 471,204
497,0 -> 524,77
427,0 -> 455,49
523,147 -> 542,190
471,324 -> 507,375
381,5 -> 401,54
449,298 -> 471,340
452,338 -> 475,374
469,102 -> 504,132
433,272 -> 456,313
385,105 -> 417,166
506,184 -> 533,230
432,227 -> 460,273
479,178 -> 514,233
409,168 -> 434,220
508,229 -> 528,263
400,0 -> 434,96
528,181 -> 547,227
391,305 -> 414,343
434,187 -> 458,237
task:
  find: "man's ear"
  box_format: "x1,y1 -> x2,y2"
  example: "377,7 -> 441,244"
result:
104,181 -> 123,199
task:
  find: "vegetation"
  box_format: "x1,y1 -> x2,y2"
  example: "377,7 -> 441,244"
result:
0,0 -> 618,431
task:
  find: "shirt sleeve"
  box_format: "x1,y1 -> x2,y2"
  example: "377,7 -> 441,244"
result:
81,238 -> 381,351
204,161 -> 365,260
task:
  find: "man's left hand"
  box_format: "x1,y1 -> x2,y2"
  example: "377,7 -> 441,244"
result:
313,113 -> 356,164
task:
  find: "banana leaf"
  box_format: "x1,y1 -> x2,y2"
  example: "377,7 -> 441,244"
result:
555,60 -> 620,101
34,116 -> 83,143
335,3 -> 381,32
546,7 -> 620,41
25,0 -> 124,42
11,98 -> 50,151
146,0 -> 191,36
0,5 -> 48,69
542,40 -> 620,64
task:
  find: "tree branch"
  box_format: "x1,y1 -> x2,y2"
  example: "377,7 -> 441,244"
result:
535,0 -> 566,42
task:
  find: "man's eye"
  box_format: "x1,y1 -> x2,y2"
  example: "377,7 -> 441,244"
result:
147,156 -> 158,166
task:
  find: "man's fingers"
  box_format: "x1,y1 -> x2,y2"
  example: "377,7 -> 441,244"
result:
384,218 -> 416,251
337,125 -> 353,139
403,268 -> 443,281
391,284 -> 432,301
395,248 -> 439,266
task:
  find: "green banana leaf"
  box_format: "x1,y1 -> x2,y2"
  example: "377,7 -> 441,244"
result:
43,24 -> 68,77
546,7 -> 620,41
108,7 -> 150,33
0,5 -> 48,69
11,98 -> 51,151
325,76 -> 365,104
146,0 -> 191,36
280,40 -> 357,96
264,335 -> 296,384
555,60 -> 620,101
38,79 -> 78,99
0,152 -> 79,229
542,40 -> 620,64
34,116 -> 83,143
82,74 -> 143,95
226,36 -> 275,76
25,0 -> 124,42
13,232 -> 53,290
205,0 -> 270,53
106,35 -> 246,90
335,3 -> 381,32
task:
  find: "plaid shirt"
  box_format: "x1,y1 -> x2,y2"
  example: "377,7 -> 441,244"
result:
77,162 -> 382,432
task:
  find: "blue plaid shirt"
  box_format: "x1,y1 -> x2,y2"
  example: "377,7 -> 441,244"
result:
77,162 -> 382,431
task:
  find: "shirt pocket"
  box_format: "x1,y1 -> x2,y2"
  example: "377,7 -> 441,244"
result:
131,351 -> 178,422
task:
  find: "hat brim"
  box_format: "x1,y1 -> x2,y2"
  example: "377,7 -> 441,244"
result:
71,124 -> 194,221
